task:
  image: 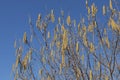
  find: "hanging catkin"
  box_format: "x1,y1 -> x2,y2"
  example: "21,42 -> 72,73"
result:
66,15 -> 71,26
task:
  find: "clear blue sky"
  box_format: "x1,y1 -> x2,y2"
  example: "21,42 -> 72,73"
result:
0,0 -> 107,80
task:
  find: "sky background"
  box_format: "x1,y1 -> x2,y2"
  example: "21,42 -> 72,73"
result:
0,0 -> 108,80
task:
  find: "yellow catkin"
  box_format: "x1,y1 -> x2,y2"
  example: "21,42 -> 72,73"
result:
59,63 -> 62,74
47,31 -> 50,39
110,18 -> 120,31
62,28 -> 68,50
39,69 -> 43,75
61,10 -> 64,17
110,0 -> 113,10
42,56 -> 46,63
82,18 -> 85,23
96,62 -> 100,70
66,15 -> 71,26
14,71 -> 18,80
93,21 -> 97,27
28,49 -> 32,61
91,3 -> 97,17
74,19 -> 76,27
103,5 -> 106,15
15,58 -> 19,67
56,25 -> 59,32
86,0 -> 88,8
56,41 -> 60,48
118,65 -> 120,71
105,75 -> 109,80
104,28 -> 107,35
41,77 -> 44,80
30,35 -> 33,42
107,63 -> 110,68
22,54 -> 29,70
76,67 -> 81,79
81,54 -> 84,63
36,14 -> 41,28
90,42 -> 94,53
47,75 -> 51,80
58,17 -> 61,24
105,37 -> 110,48
88,7 -> 90,15
78,23 -> 81,36
83,33 -> 88,47
50,50 -> 54,62
98,62 -> 100,69
54,32 -> 57,41
88,24 -> 94,32
78,23 -> 80,31
51,9 -> 55,23
38,14 -> 41,21
61,27 -> 67,66
61,26 -> 68,66
23,32 -> 27,44
76,41 -> 79,53
62,53 -> 65,67
108,20 -> 111,27
61,25 -> 65,31
15,53 -> 21,67
89,70 -> 92,80
14,40 -> 16,48
82,26 -> 86,32
12,64 -> 15,72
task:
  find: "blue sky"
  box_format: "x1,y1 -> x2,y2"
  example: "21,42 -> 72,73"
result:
0,0 -> 108,80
